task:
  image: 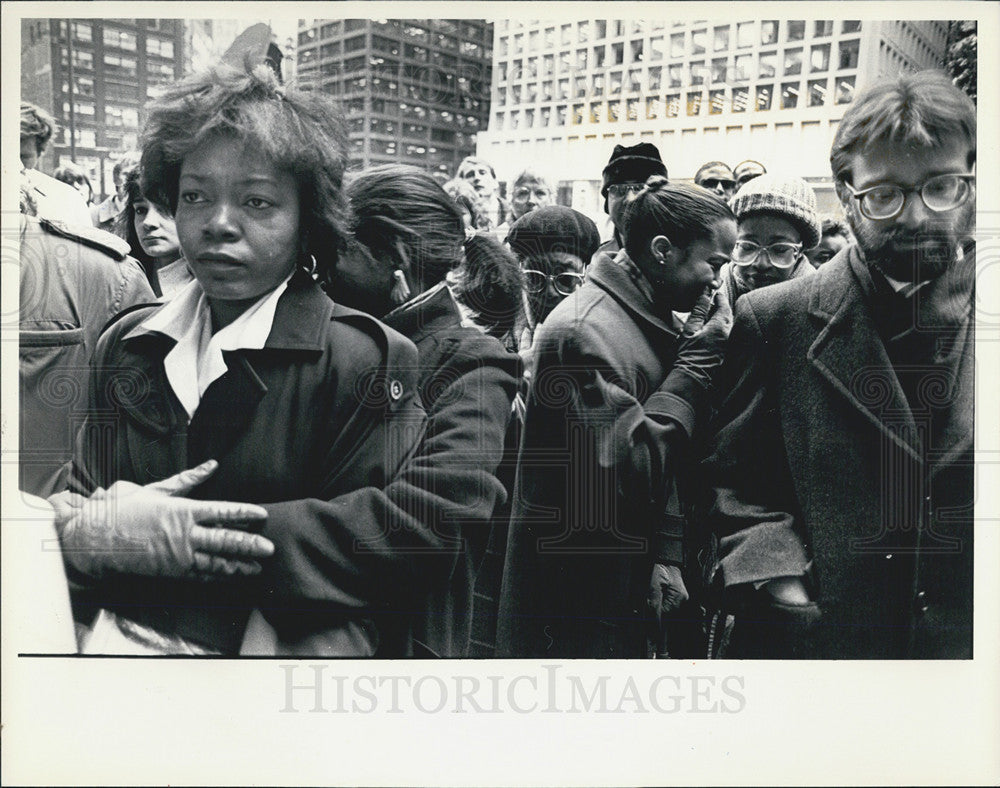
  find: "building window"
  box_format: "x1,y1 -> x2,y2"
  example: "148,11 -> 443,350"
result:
63,76 -> 95,97
627,68 -> 642,92
668,64 -> 683,88
572,103 -> 585,125
560,51 -> 572,74
686,91 -> 703,116
494,111 -> 505,129
784,48 -> 802,76
692,28 -> 706,55
594,20 -> 607,38
631,39 -> 644,63
612,42 -> 625,65
62,47 -> 93,70
498,36 -> 508,57
576,49 -> 588,70
526,82 -> 538,102
511,84 -> 522,104
545,27 -> 555,48
529,30 -> 539,50
526,57 -> 538,79
690,61 -> 707,86
835,75 -> 856,104
648,66 -> 662,91
609,71 -> 622,94
592,74 -> 604,96
713,26 -> 730,51
733,54 -> 752,82
759,52 -> 776,79
542,80 -> 554,101
574,76 -> 587,98
814,20 -> 833,38
69,21 -> 93,42
646,96 -> 659,119
839,39 -> 860,69
670,32 -> 685,58
787,20 -> 805,41
558,78 -> 570,100
103,27 -> 137,51
711,58 -> 728,83
613,20 -> 626,37
344,19 -> 366,32
842,20 -> 862,34
525,108 -> 535,127
625,98 -> 638,120
147,37 -> 174,58
540,107 -> 551,126
593,45 -> 606,68
62,100 -> 95,116
732,86 -> 749,112
811,44 -> 831,72
780,82 -> 799,109
755,84 -> 772,111
543,55 -> 555,76
736,22 -> 754,49
665,93 -> 681,117
649,36 -> 665,60
320,21 -> 341,39
761,21 -> 779,45
709,89 -> 726,114
578,21 -> 590,43
808,79 -> 827,106
556,104 -> 567,125
561,24 -> 573,46
103,52 -> 137,77
607,101 -> 620,122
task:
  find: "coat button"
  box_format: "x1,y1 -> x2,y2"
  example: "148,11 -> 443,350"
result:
389,379 -> 403,400
914,591 -> 929,616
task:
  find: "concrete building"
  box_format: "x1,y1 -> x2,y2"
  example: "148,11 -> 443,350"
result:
20,18 -> 186,199
295,18 -> 493,177
476,18 -> 950,228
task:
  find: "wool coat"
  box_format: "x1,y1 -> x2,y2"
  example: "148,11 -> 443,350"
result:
699,246 -> 974,659
66,271 -> 430,654
497,254 -> 712,658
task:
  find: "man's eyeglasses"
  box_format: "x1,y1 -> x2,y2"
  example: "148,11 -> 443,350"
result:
513,187 -> 551,201
732,240 -> 804,269
843,173 -> 975,221
700,178 -> 736,192
523,269 -> 585,296
607,183 -> 645,198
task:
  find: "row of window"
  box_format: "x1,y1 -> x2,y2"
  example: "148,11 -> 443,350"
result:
315,73 -> 487,111
492,77 -> 856,130
60,101 -> 140,126
337,97 -> 485,130
360,118 -> 476,145
308,55 -> 488,96
300,35 -> 490,67
57,126 -> 139,152
58,46 -> 175,78
498,39 -> 858,85
300,19 -> 489,46
57,21 -> 175,57
497,19 -> 861,56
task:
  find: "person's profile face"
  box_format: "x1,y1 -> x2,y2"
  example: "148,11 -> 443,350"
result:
806,233 -> 850,268
20,137 -> 39,169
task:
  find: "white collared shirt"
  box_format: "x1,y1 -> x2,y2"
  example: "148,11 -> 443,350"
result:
135,274 -> 292,421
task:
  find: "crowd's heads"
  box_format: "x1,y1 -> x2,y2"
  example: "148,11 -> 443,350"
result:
806,216 -> 853,268
20,102 -> 56,169
507,206 -> 600,324
341,164 -> 466,315
509,169 -> 555,221
441,177 -> 483,230
622,175 -> 737,311
115,164 -> 181,271
830,70 -> 976,282
453,233 -> 524,339
139,62 -> 349,292
694,161 -> 737,202
53,161 -> 94,204
112,151 -> 142,198
602,142 -> 667,232
730,174 -> 821,250
457,156 -> 500,199
733,160 -> 767,189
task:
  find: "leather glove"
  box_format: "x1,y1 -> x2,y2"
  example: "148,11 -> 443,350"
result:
51,460 -> 274,580
672,286 -> 733,390
648,563 -> 689,621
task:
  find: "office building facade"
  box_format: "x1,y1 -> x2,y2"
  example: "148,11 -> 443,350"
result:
295,18 -> 493,176
476,18 -> 950,222
20,18 -> 186,199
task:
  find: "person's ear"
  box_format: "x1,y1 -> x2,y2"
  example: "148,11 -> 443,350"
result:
649,235 -> 678,266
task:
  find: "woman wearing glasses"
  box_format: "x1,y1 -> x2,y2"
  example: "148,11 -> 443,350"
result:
721,174 -> 822,305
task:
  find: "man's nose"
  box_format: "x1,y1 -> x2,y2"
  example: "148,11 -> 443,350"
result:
895,191 -> 933,230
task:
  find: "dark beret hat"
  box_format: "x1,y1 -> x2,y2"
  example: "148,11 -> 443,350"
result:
506,205 -> 601,263
601,142 -> 668,196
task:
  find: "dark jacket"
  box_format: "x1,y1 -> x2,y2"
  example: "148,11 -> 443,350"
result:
67,271 -> 429,654
497,254 -> 712,658
380,283 -> 521,656
19,216 -> 155,497
700,246 -> 974,658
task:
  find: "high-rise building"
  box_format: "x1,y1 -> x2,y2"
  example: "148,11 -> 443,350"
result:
295,18 -> 493,177
20,18 -> 186,199
476,18 -> 950,224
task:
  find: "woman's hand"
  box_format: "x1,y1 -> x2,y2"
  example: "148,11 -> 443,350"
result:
52,460 -> 274,580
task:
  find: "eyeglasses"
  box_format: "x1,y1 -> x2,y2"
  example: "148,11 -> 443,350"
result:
607,183 -> 645,198
700,178 -> 736,192
513,187 -> 551,201
732,240 -> 804,269
843,173 -> 975,220
523,269 -> 585,296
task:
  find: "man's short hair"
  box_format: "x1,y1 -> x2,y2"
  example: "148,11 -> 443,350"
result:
20,102 -> 56,155
457,156 -> 496,179
512,168 -> 552,192
694,161 -> 734,183
830,70 -> 976,186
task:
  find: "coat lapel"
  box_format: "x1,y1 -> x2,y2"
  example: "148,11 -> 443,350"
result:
187,352 -> 268,465
805,252 -> 921,463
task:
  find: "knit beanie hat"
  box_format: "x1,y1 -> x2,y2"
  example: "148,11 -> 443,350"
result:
601,142 -> 668,196
506,205 -> 601,262
729,173 -> 822,249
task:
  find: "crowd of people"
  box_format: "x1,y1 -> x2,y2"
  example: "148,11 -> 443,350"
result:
17,59 -> 975,660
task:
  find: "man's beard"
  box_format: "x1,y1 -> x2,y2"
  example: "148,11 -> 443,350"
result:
846,199 -> 975,283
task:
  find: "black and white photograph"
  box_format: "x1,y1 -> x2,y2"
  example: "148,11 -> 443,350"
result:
3,1 -> 999,784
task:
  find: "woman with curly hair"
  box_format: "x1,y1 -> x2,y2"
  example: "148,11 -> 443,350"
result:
54,63 -> 430,656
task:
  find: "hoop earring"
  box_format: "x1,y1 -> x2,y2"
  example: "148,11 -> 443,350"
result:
390,269 -> 412,305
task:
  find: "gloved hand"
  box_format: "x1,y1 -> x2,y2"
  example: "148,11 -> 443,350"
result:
673,286 -> 733,390
51,460 -> 274,580
648,563 -> 689,621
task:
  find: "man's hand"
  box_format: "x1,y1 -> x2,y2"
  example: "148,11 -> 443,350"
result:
52,460 -> 274,579
648,563 -> 689,621
673,287 -> 733,390
763,575 -> 811,605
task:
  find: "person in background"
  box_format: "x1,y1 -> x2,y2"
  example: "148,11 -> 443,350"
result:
92,151 -> 140,232
442,177 -> 484,231
733,159 -> 767,190
694,161 -> 738,202
592,142 -> 668,263
698,70 -> 976,659
718,173 -> 820,305
806,216 -> 854,268
498,177 -> 736,658
54,162 -> 95,207
456,156 -> 508,231
336,164 -> 522,656
20,102 -> 93,227
507,169 -> 555,223
115,164 -> 192,299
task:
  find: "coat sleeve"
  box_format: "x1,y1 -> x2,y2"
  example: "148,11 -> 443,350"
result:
698,296 -> 809,589
257,338 -> 520,616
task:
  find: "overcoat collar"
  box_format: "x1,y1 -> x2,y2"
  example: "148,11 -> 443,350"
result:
586,253 -> 683,338
383,281 -> 461,343
805,245 -> 959,463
